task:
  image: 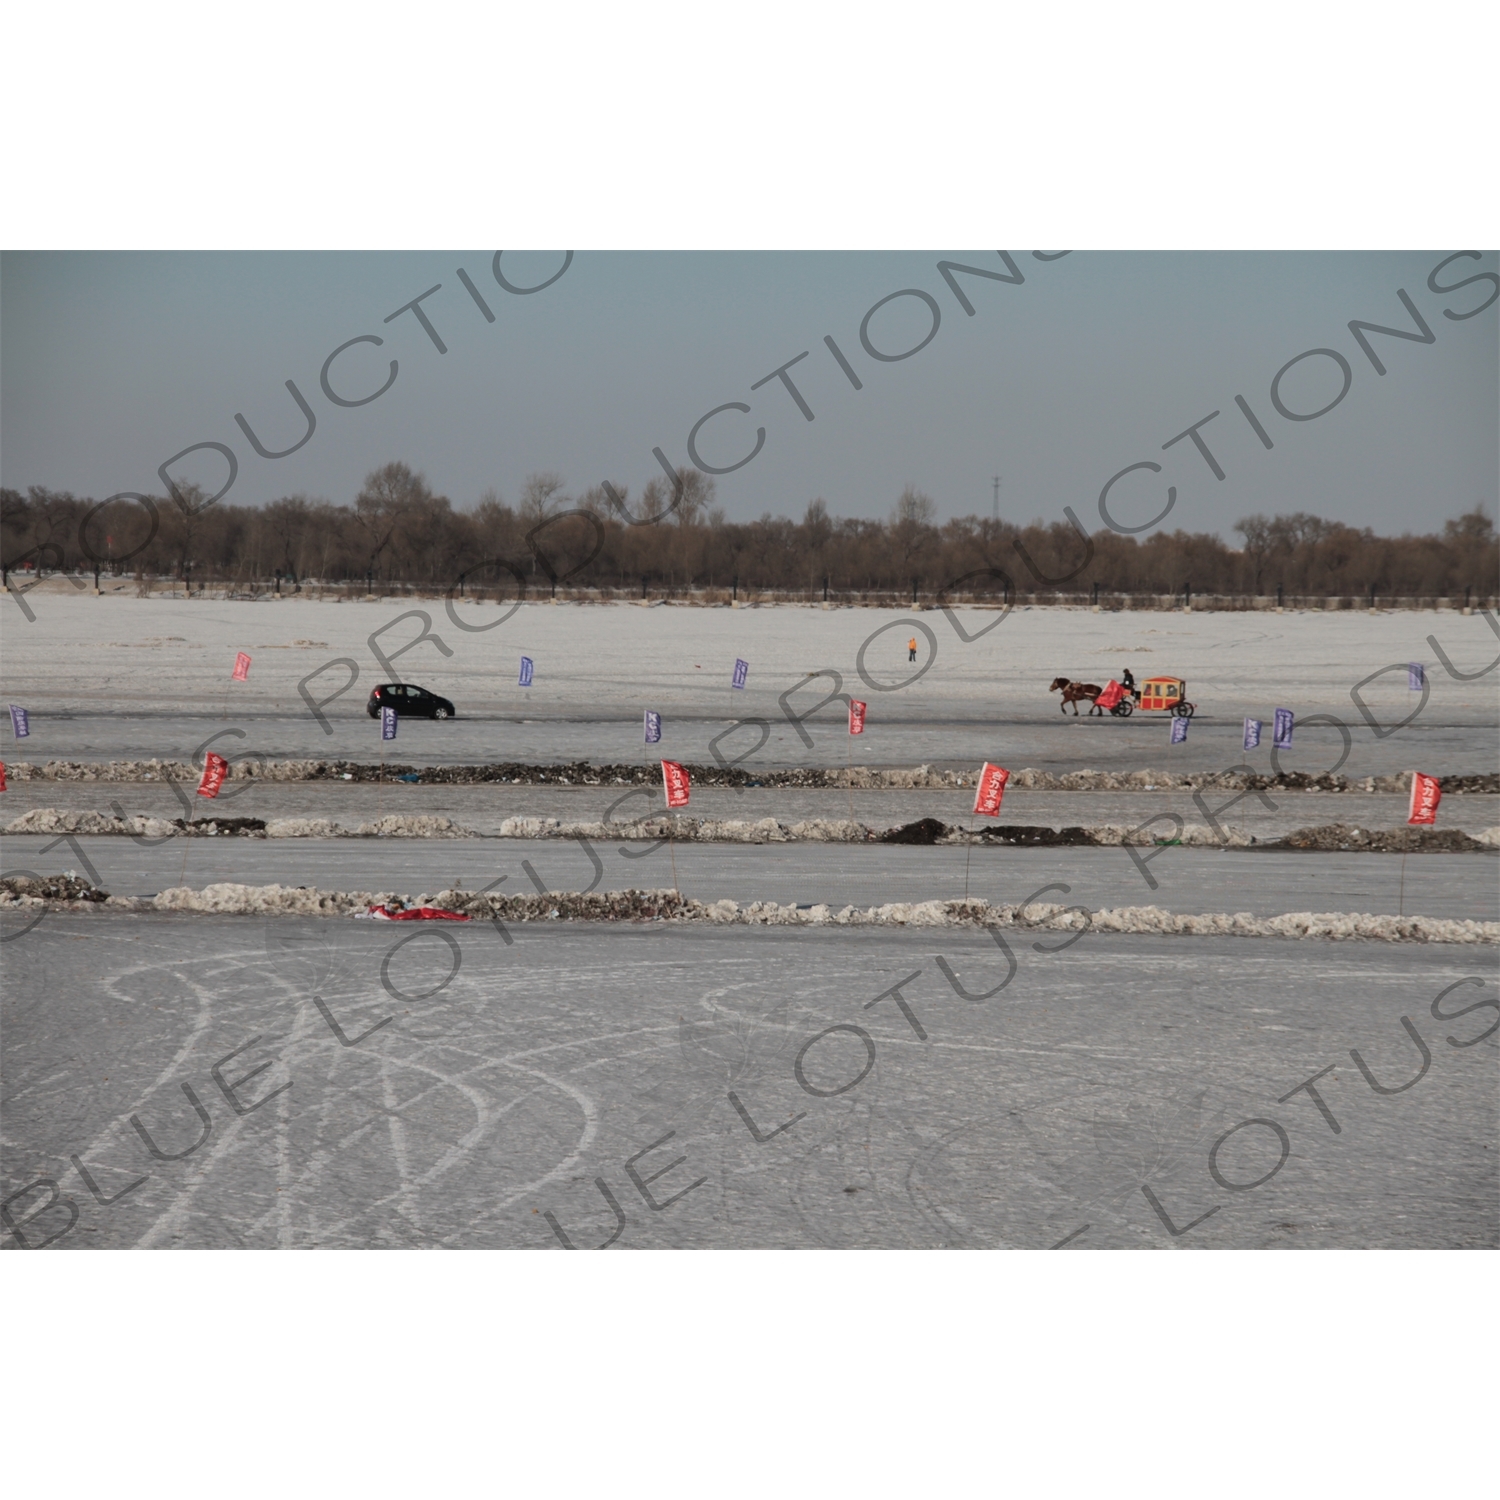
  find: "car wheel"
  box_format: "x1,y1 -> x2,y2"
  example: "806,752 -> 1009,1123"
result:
434,706 -> 450,720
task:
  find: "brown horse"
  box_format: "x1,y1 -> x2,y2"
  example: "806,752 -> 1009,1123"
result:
1049,676 -> 1102,715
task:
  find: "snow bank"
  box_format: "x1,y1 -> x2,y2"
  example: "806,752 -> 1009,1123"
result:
4,809 -> 473,839
8,803 -> 1493,853
1081,823 -> 1258,848
497,814 -> 871,843
151,882 -> 382,915
265,817 -> 343,838
3,808 -> 179,838
6,757 -> 1493,795
7,876 -> 1493,943
352,814 -> 468,838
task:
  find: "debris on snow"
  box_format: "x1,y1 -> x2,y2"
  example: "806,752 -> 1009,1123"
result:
1272,823 -> 1493,853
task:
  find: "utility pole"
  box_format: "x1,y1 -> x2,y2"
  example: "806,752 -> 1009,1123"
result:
992,475 -> 1000,525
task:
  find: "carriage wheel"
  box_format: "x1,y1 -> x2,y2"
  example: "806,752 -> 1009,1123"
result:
1111,700 -> 1133,717
1174,702 -> 1194,718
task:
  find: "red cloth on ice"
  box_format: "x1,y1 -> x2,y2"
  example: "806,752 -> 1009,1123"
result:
368,905 -> 471,921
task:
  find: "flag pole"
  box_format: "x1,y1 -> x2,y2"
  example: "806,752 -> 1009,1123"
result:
845,733 -> 854,825
178,798 -> 192,887
964,821 -> 974,901
1399,773 -> 1410,915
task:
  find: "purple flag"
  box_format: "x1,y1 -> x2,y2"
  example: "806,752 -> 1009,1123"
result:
732,658 -> 749,690
644,710 -> 662,744
9,705 -> 29,739
1273,707 -> 1294,750
519,656 -> 534,687
1409,662 -> 1424,691
381,706 -> 398,741
1170,715 -> 1189,745
1243,717 -> 1261,750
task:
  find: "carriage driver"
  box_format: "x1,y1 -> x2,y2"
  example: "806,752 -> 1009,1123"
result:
1121,667 -> 1138,700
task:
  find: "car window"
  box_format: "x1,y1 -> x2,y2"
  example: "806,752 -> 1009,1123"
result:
1165,684 -> 1177,695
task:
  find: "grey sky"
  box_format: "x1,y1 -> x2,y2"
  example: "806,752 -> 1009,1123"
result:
2,250 -> 1494,539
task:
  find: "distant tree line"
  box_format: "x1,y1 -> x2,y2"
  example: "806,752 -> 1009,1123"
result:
2,462 -> 1495,604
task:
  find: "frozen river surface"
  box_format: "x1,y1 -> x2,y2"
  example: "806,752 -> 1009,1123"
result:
4,596 -> 1497,774
2,917 -> 1493,1249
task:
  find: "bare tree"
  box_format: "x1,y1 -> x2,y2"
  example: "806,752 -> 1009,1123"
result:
803,497 -> 832,548
577,483 -> 622,520
519,472 -> 567,524
629,478 -> 667,525
165,479 -> 219,585
353,461 -> 430,581
264,496 -> 312,582
1444,507 -> 1496,547
1234,514 -> 1273,594
891,485 -> 937,572
672,468 -> 715,526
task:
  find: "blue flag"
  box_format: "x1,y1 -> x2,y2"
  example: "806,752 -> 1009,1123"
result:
644,710 -> 662,744
381,706 -> 398,741
9,705 -> 29,738
519,656 -> 534,687
1273,707 -> 1294,749
732,658 -> 749,689
1170,715 -> 1189,744
1409,662 -> 1424,690
1243,717 -> 1262,750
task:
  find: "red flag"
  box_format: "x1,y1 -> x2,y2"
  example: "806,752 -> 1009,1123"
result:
0,762 -> 7,792
1407,772 -> 1441,826
973,762 -> 1009,818
848,699 -> 867,735
232,652 -> 252,681
1095,680 -> 1125,711
661,759 -> 691,809
197,752 -> 229,799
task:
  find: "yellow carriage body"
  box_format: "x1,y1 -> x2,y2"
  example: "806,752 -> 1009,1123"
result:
1138,676 -> 1187,711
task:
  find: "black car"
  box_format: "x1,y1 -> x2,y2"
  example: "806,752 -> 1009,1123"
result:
367,683 -> 455,719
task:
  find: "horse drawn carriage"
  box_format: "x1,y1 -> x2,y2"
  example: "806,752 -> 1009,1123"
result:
1050,674 -> 1196,718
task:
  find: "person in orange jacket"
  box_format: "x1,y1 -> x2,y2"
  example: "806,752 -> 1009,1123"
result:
908,636 -> 918,662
